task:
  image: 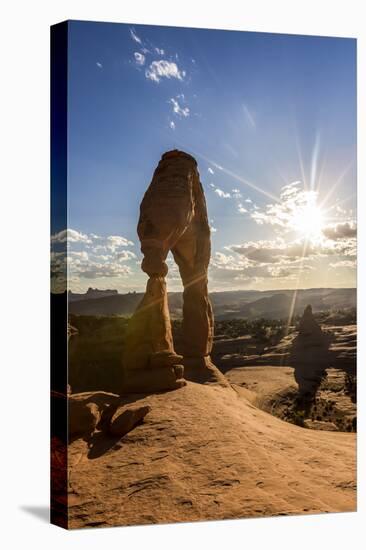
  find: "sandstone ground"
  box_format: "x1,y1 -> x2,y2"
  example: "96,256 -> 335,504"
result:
67,381 -> 356,529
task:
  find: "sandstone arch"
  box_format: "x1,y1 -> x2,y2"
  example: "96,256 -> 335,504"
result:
122,150 -> 226,393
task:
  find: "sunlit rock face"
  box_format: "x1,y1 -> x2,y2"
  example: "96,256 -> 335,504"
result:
122,150 -> 226,393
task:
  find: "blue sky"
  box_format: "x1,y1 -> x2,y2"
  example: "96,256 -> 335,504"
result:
51,20 -> 357,293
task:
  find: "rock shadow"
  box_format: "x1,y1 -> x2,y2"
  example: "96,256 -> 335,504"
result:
85,430 -> 124,460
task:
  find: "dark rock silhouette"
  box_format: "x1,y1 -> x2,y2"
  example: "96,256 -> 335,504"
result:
298,304 -> 324,340
291,304 -> 332,398
123,150 -> 226,393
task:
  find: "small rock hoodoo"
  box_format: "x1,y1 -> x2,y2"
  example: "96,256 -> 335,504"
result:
291,304 -> 331,395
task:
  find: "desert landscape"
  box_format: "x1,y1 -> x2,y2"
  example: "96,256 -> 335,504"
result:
57,294 -> 356,528
50,23 -> 357,530
50,149 -> 357,529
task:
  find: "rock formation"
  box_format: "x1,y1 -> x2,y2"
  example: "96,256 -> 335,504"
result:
68,392 -> 151,442
108,404 -> 151,437
291,304 -> 331,396
123,150 -> 226,393
69,400 -> 101,440
298,304 -> 324,341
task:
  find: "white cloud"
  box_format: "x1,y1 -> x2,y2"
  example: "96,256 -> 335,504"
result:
69,251 -> 89,261
322,221 -> 357,240
106,235 -> 134,252
51,229 -> 91,244
75,262 -> 132,279
330,260 -> 356,268
250,181 -> 314,229
228,239 -> 323,265
208,181 -> 356,287
209,240 -> 318,285
224,230 -> 356,274
211,251 -> 249,271
155,47 -> 165,55
96,62 -> 103,69
116,250 -> 137,261
208,167 -> 214,175
169,120 -> 176,130
130,28 -> 142,44
238,203 -> 248,213
145,60 -> 185,83
215,188 -> 231,199
51,228 -> 136,283
169,96 -> 190,117
134,52 -> 145,66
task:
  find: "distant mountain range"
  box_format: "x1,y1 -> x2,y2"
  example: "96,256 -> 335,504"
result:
67,287 -> 356,320
68,288 -> 118,302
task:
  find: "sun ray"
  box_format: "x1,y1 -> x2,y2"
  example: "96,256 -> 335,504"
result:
310,132 -> 321,191
284,239 -> 310,336
292,118 -> 308,191
319,158 -> 355,210
176,145 -> 280,202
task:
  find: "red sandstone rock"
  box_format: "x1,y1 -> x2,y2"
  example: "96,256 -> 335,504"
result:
123,150 -> 221,393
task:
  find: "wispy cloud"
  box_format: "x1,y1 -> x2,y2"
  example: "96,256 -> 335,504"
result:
208,167 -> 214,175
155,47 -> 165,55
130,28 -> 142,44
242,102 -> 256,129
169,120 -> 176,130
145,60 -> 185,83
96,61 -> 103,69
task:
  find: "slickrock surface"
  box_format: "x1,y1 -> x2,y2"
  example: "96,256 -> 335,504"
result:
67,382 -> 356,529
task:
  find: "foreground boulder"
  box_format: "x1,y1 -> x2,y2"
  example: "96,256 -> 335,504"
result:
69,400 -> 101,440
108,405 -> 151,437
68,392 -> 151,441
68,392 -> 121,440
